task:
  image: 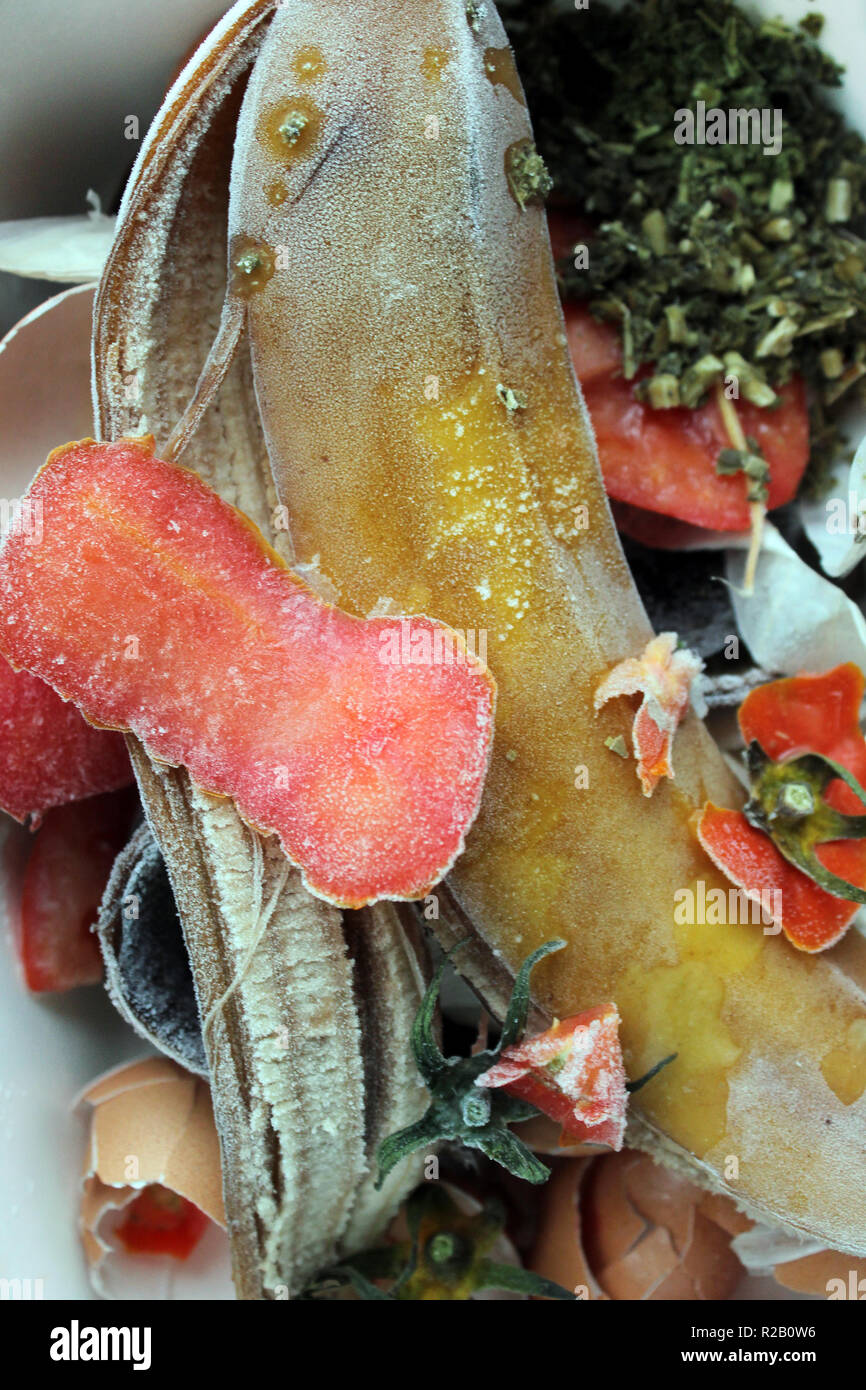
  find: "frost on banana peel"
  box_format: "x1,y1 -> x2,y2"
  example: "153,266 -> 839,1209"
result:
93,0 -> 866,1283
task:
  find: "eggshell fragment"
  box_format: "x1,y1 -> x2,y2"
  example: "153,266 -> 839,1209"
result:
773,1249 -> 866,1297
531,1151 -> 746,1301
0,210 -> 115,284
76,1057 -> 232,1299
528,1160 -> 605,1300
0,284 -> 95,493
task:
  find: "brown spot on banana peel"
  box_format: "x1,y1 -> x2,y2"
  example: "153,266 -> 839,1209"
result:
483,45 -> 525,106
222,0 -> 866,1254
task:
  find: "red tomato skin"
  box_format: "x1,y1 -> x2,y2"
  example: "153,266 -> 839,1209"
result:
547,210 -> 597,267
115,1185 -> 209,1260
563,304 -> 810,531
564,304 -> 623,385
0,655 -> 132,824
18,787 -> 138,992
696,665 -> 866,953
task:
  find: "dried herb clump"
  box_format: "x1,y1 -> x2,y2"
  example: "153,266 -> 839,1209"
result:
503,0 -> 866,489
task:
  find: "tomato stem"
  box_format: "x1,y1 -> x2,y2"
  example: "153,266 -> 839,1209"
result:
716,382 -> 765,593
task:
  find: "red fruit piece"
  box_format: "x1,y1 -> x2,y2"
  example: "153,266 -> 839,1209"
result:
547,210 -> 597,269
0,655 -> 131,824
0,438 -> 495,908
564,304 -> 810,531
476,1004 -> 627,1150
114,1184 -> 209,1260
19,787 -> 138,992
564,301 -> 623,386
696,664 -> 866,952
594,633 -> 702,796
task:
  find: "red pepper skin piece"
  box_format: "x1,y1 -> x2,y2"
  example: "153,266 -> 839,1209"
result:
18,787 -> 138,992
114,1185 -> 209,1260
0,438 -> 495,909
594,633 -> 702,796
563,304 -> 810,531
697,804 -> 859,953
0,655 -> 131,824
697,665 -> 866,953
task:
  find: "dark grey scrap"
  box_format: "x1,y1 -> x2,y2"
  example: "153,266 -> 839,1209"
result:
97,819 -> 207,1076
621,537 -> 736,658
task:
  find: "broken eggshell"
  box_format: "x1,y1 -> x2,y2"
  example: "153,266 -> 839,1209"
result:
772,1248 -> 866,1298
530,1149 -> 862,1301
0,197 -> 115,285
732,1221 -> 866,1299
76,1056 -> 231,1299
530,1152 -> 748,1301
97,821 -> 207,1077
0,283 -> 95,497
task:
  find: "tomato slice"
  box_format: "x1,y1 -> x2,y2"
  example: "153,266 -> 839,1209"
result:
564,303 -> 623,386
18,787 -> 138,992
546,210 -> 597,269
563,302 -> 810,531
115,1184 -> 209,1260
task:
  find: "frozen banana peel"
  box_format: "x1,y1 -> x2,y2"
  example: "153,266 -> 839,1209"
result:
91,0 -> 431,1297
214,0 -> 864,1253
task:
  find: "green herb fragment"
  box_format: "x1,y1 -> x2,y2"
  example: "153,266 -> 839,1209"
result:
375,939 -> 567,1190
664,303 -> 692,345
769,178 -> 794,213
679,354 -> 724,408
506,140 -> 553,209
755,316 -> 799,359
636,373 -> 680,409
496,382 -> 527,413
722,351 -> 777,407
641,209 -> 669,256
820,347 -> 845,380
276,110 -> 308,145
605,734 -> 628,758
800,14 -> 825,40
760,217 -> 794,244
716,438 -> 770,504
826,178 -> 852,223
